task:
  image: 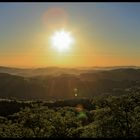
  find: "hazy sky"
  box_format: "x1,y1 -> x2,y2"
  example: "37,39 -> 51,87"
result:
0,3 -> 140,67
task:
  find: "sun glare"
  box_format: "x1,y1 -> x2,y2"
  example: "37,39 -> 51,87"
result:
50,29 -> 74,52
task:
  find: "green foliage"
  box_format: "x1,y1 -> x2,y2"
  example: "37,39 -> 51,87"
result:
0,92 -> 139,138
90,93 -> 140,138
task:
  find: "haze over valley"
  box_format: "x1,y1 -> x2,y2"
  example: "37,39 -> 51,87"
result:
0,66 -> 140,100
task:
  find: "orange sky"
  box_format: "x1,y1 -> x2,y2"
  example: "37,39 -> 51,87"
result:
0,3 -> 140,68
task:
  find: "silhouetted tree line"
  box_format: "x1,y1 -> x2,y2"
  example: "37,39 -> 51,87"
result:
0,92 -> 140,138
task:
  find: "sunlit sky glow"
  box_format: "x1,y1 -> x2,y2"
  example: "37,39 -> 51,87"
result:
0,3 -> 140,68
50,29 -> 74,52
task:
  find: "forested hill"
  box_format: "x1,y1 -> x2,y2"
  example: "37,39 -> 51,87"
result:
0,92 -> 139,138
0,68 -> 140,99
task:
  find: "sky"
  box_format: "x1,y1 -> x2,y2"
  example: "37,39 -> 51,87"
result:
0,2 -> 140,68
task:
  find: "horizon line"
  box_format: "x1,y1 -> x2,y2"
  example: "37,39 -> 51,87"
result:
0,65 -> 140,69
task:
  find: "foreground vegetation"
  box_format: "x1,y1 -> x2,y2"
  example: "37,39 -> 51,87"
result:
0,92 -> 140,138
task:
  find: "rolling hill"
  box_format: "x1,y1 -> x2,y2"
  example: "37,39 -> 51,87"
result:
0,66 -> 140,99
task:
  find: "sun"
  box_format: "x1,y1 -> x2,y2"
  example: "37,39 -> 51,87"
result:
50,29 -> 74,52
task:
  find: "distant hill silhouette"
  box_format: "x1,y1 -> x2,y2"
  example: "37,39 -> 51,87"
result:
0,67 -> 140,99
0,66 -> 140,77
